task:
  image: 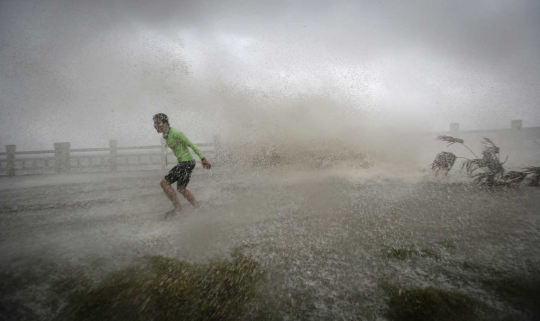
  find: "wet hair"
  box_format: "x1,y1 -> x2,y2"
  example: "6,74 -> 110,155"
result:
153,113 -> 169,124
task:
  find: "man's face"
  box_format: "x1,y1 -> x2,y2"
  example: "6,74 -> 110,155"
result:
154,119 -> 166,133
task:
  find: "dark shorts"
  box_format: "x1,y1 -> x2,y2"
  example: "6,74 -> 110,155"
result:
164,160 -> 196,187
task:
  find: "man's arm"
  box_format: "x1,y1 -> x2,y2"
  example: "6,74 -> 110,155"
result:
176,130 -> 212,169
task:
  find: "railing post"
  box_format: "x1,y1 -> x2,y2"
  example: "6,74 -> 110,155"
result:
450,123 -> 459,132
6,145 -> 16,177
54,142 -> 71,174
213,135 -> 221,161
160,137 -> 167,170
109,140 -> 118,172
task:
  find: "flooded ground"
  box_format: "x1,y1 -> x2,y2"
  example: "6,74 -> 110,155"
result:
1,166 -> 539,320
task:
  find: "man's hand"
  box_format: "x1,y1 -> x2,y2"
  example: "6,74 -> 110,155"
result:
202,159 -> 212,169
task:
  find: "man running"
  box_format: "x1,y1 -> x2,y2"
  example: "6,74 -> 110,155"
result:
153,113 -> 211,215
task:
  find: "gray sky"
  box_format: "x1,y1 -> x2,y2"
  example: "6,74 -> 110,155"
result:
1,0 -> 539,150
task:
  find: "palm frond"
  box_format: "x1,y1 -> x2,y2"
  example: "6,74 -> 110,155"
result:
431,152 -> 456,176
461,159 -> 482,176
522,166 -> 540,186
522,166 -> 540,174
471,170 -> 504,186
457,138 -> 506,185
437,135 -> 464,146
501,171 -> 528,186
436,135 -> 479,158
481,137 -> 500,156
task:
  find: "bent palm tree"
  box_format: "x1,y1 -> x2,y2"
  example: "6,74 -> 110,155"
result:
431,135 -> 538,186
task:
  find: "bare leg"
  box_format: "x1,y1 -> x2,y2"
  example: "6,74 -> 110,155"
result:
160,178 -> 183,214
177,186 -> 200,208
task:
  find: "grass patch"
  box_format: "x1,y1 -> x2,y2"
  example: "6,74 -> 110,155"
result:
1,250 -> 265,321
381,283 -> 480,321
439,241 -> 456,249
385,248 -> 441,260
479,272 -> 540,318
245,286 -> 320,321
435,262 -> 540,319
60,249 -> 265,320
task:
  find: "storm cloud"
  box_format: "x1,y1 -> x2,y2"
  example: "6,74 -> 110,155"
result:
1,0 -> 539,150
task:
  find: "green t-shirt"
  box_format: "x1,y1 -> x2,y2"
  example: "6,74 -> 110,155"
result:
165,127 -> 205,163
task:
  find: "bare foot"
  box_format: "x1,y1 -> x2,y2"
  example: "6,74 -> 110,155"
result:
165,208 -> 183,218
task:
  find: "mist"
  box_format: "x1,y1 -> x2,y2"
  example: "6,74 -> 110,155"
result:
2,1 -> 540,320
1,0 -> 539,151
